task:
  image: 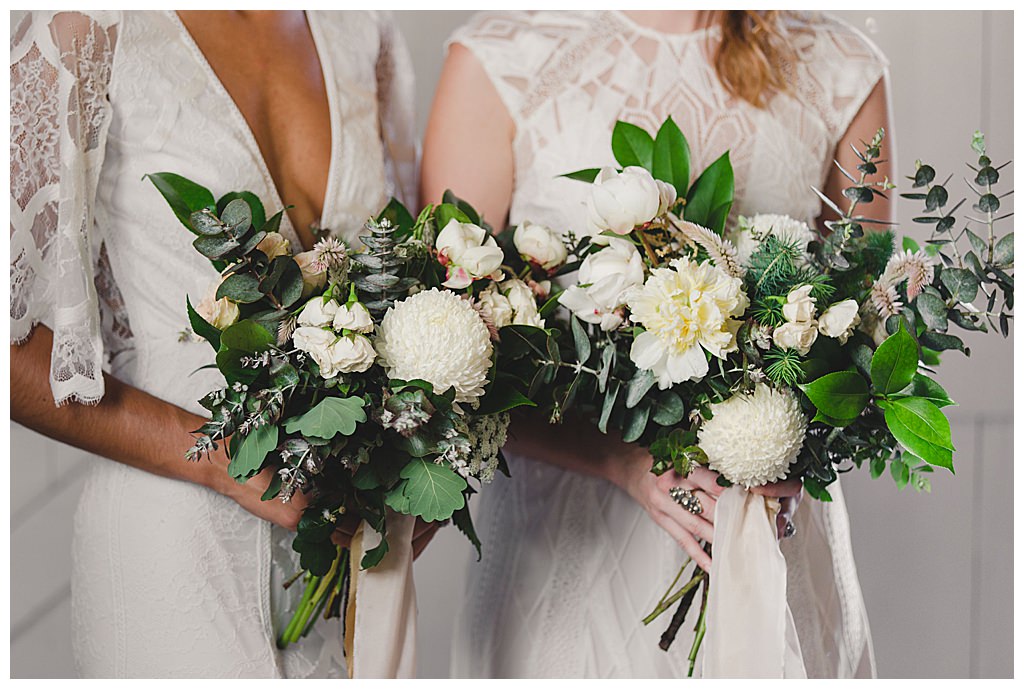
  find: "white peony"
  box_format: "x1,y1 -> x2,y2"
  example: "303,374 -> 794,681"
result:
627,257 -> 749,389
436,219 -> 504,289
333,302 -> 374,334
513,221 -> 567,271
698,385 -> 807,488
503,278 -> 545,328
293,328 -> 375,378
586,166 -> 664,238
817,299 -> 861,344
476,283 -> 515,330
294,250 -> 327,298
375,288 -> 494,402
256,231 -> 291,260
195,280 -> 240,330
726,214 -> 815,266
558,238 -> 645,331
772,320 -> 819,355
782,284 -> 817,323
298,296 -> 339,328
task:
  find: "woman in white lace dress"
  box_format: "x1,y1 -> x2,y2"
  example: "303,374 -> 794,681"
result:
10,10 -> 421,677
422,10 -> 892,678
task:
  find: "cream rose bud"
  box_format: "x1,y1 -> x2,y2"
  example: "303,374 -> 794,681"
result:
256,231 -> 291,260
436,219 -> 504,288
773,320 -> 819,355
476,285 -> 514,330
292,326 -> 335,375
782,284 -> 817,323
297,296 -> 339,328
333,302 -> 374,333
196,281 -> 240,330
294,250 -> 327,297
503,278 -> 545,328
327,334 -> 376,375
656,179 -> 678,216
513,221 -> 568,270
558,238 -> 644,331
586,166 -> 662,237
817,299 -> 861,344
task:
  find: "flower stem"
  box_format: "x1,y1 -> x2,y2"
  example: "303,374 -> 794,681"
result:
644,557 -> 691,624
642,568 -> 703,626
687,575 -> 710,677
657,570 -> 704,651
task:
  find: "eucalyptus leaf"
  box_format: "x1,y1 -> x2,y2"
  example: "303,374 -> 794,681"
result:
622,403 -> 651,443
217,272 -> 264,304
941,267 -> 979,303
217,191 -> 266,232
994,233 -> 1013,265
599,381 -> 620,434
915,292 -> 948,331
570,315 -> 591,364
919,331 -> 968,355
625,368 -> 656,409
651,391 -> 685,426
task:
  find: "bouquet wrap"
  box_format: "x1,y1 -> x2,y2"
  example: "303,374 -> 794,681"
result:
702,486 -> 805,679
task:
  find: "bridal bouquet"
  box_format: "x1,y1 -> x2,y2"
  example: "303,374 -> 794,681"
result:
512,118 -> 1013,672
147,175 -> 537,649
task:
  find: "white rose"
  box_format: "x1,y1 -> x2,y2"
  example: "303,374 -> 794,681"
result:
817,299 -> 861,344
586,166 -> 662,237
256,231 -> 291,260
782,284 -> 817,323
436,219 -> 504,289
476,284 -> 514,330
298,296 -> 339,328
558,238 -> 645,331
326,334 -> 376,375
513,221 -> 568,271
773,320 -> 819,355
292,326 -> 336,376
656,179 -> 678,216
294,250 -> 327,298
333,302 -> 374,334
195,280 -> 240,330
503,278 -> 545,328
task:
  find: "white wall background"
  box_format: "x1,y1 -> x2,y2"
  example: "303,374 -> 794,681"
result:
9,10 -> 1013,679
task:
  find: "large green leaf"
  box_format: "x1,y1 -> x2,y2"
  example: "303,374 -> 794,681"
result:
434,202 -> 472,231
611,121 -> 654,169
283,397 -> 367,440
220,320 -> 274,353
798,370 -> 870,422
390,458 -> 467,522
377,196 -> 417,237
560,168 -> 602,183
883,398 -> 954,470
651,116 -> 690,197
227,423 -> 278,480
145,172 -> 215,230
870,320 -> 918,395
902,374 -> 955,408
186,296 -> 221,352
684,151 -> 733,234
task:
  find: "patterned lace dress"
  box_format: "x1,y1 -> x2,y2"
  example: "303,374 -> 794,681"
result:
447,10 -> 888,678
10,10 -> 415,677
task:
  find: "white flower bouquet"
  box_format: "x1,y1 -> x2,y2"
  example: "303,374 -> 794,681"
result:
148,176 -> 538,649
516,118 -> 1013,671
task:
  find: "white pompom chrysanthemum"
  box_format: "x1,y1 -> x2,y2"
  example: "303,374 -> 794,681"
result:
698,385 -> 807,488
375,288 -> 493,403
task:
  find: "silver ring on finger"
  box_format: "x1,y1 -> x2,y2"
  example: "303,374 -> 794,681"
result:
668,486 -> 703,516
783,521 -> 797,539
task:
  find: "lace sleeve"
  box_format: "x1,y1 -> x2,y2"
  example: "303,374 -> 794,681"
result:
375,12 -> 417,208
10,11 -> 121,406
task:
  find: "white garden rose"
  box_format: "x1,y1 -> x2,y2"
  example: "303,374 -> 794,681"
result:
476,283 -> 515,330
772,320 -> 819,355
375,288 -> 493,402
558,238 -> 645,331
726,214 -> 815,266
627,256 -> 748,389
294,327 -> 375,378
256,231 -> 291,260
297,296 -> 339,328
333,302 -> 374,334
513,221 -> 567,271
294,250 -> 327,297
195,280 -> 240,330
436,219 -> 504,289
698,385 -> 807,488
503,278 -> 544,328
782,284 -> 817,323
817,299 -> 861,344
586,166 -> 663,237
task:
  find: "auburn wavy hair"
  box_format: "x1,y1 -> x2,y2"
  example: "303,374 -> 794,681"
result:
714,11 -> 797,108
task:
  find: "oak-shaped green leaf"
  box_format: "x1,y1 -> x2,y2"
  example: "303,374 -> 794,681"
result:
799,370 -> 870,421
284,397 -> 367,440
390,458 -> 467,522
871,320 -> 918,394
883,397 -> 954,471
228,423 -> 278,481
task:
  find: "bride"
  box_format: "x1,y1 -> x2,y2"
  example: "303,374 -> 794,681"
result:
422,10 -> 891,678
10,10 -> 429,677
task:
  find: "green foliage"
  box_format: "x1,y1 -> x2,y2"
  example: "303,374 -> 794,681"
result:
186,296 -> 221,351
870,321 -> 918,395
764,348 -> 805,387
452,505 -> 482,561
882,397 -> 954,471
684,151 -> 733,234
228,423 -> 278,481
799,371 -> 870,425
283,397 -> 367,440
611,121 -> 654,169
385,458 -> 467,522
651,116 -> 690,198
220,320 -> 274,352
145,172 -> 215,229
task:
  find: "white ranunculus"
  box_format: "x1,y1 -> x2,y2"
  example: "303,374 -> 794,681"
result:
256,231 -> 291,260
817,299 -> 861,344
333,302 -> 374,334
436,219 -> 504,289
294,250 -> 327,297
782,284 -> 817,323
476,283 -> 515,330
773,320 -> 819,355
585,166 -> 663,237
726,214 -> 816,267
297,296 -> 339,328
656,179 -> 678,216
558,238 -> 645,331
195,280 -> 240,330
513,221 -> 567,271
503,278 -> 545,328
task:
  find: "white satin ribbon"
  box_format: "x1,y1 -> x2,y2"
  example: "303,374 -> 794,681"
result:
702,486 -> 806,678
346,512 -> 418,678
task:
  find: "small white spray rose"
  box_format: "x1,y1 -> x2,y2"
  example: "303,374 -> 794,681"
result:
333,302 -> 374,334
476,283 -> 515,330
256,231 -> 291,260
558,238 -> 645,331
298,297 -> 340,328
782,284 -> 817,323
294,250 -> 327,297
503,278 -> 545,328
436,219 -> 504,289
195,280 -> 240,330
773,321 -> 819,355
586,166 -> 663,237
817,299 -> 861,344
327,334 -> 376,374
513,221 -> 567,271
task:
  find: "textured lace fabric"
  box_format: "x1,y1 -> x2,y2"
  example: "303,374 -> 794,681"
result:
448,10 -> 886,678
10,10 -> 415,677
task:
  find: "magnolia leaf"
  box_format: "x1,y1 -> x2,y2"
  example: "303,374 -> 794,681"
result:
393,458 -> 467,522
146,172 -> 215,230
186,296 -> 221,351
220,320 -> 274,353
611,121 -> 654,169
684,151 -> 733,234
905,374 -> 955,408
651,116 -> 690,197
283,397 -> 367,440
227,423 -> 278,481
560,168 -> 602,183
871,321 -> 918,395
434,202 -> 472,231
798,370 -> 870,420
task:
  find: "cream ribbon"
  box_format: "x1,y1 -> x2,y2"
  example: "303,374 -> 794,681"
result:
344,512 -> 417,678
702,485 -> 806,678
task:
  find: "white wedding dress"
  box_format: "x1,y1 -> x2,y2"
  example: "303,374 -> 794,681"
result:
449,10 -> 887,678
10,10 -> 415,677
